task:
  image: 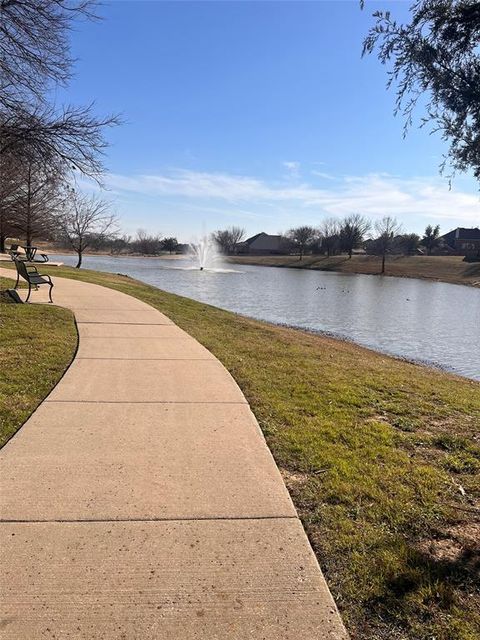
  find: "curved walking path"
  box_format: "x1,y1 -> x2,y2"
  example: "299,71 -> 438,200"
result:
0,270 -> 347,639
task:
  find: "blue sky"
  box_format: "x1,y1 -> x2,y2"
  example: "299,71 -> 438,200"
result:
63,1 -> 479,241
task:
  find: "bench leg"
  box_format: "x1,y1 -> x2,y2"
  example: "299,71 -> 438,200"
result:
14,272 -> 19,289
48,282 -> 54,303
25,283 -> 32,303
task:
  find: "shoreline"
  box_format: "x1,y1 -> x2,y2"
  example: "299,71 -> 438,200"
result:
1,259 -> 477,381
227,254 -> 480,288
44,251 -> 479,288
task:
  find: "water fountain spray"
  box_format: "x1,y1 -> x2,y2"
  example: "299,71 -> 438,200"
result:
189,235 -> 221,271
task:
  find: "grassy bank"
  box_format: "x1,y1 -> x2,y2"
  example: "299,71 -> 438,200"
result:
1,264 -> 479,639
0,279 -> 77,447
229,254 -> 480,287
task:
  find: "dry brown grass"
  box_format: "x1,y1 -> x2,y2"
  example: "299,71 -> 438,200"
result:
229,254 -> 480,287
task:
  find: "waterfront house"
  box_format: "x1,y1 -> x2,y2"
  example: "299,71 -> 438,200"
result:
440,227 -> 480,260
236,232 -> 285,255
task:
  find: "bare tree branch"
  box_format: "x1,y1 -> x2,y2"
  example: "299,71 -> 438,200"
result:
0,0 -> 121,181
57,191 -> 118,267
0,104 -> 121,181
0,0 -> 98,108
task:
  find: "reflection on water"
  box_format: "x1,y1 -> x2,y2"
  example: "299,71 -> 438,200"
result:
55,254 -> 480,381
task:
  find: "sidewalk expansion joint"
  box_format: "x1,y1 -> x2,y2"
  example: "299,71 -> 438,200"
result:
75,357 -> 215,361
0,515 -> 299,524
76,321 -> 173,325
44,400 -> 249,404
77,337 -> 191,340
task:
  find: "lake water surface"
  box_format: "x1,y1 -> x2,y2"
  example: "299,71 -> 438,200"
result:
55,254 -> 480,381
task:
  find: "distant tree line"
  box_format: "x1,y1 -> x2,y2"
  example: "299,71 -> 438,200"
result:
285,218 -> 446,273
212,218 -> 452,274
52,229 -> 182,259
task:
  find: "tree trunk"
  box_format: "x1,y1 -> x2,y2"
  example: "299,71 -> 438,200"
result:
348,248 -> 352,259
381,253 -> 386,274
0,210 -> 6,252
75,250 -> 83,268
26,164 -> 32,246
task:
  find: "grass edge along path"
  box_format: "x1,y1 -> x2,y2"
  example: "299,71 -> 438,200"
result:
0,285 -> 78,447
1,266 -> 479,640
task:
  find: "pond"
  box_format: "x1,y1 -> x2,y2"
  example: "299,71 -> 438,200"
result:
54,254 -> 480,382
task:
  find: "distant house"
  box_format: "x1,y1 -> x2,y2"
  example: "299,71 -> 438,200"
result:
236,232 -> 285,255
440,227 -> 480,260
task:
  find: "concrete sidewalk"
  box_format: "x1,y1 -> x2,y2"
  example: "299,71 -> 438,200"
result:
0,270 -> 348,639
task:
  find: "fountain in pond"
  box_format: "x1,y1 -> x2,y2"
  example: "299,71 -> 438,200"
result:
160,234 -> 239,273
188,235 -> 221,271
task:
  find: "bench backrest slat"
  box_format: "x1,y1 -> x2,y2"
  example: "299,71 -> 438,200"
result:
14,258 -> 31,282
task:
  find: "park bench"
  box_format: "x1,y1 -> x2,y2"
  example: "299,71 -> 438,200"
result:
13,257 -> 54,303
8,244 -> 26,261
9,244 -> 49,263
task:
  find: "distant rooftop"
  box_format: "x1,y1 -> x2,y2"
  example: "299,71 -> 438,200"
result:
441,227 -> 480,240
244,232 -> 282,245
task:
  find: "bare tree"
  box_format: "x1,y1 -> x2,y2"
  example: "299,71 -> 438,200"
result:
58,192 -> 118,268
132,229 -> 163,255
287,226 -> 317,260
340,214 -> 371,258
212,226 -> 246,254
109,234 -> 131,255
0,149 -> 22,252
319,218 -> 341,257
212,230 -> 231,254
12,157 -> 63,245
373,216 -> 402,274
228,226 -> 246,254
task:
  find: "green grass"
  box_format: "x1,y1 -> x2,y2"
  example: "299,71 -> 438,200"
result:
0,277 -> 78,447
1,264 -> 479,639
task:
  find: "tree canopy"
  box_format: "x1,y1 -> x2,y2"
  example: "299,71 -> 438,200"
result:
339,214 -> 371,258
287,226 -> 318,260
213,226 -> 245,254
363,0 -> 480,180
422,223 -> 442,254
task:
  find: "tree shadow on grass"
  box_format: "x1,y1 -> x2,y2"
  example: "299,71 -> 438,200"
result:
371,540 -> 480,636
